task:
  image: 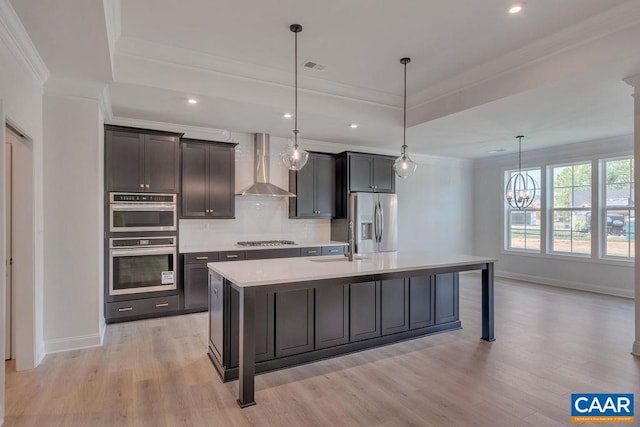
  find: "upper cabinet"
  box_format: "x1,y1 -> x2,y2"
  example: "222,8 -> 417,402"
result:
181,138 -> 237,219
289,152 -> 335,219
334,152 -> 396,218
105,125 -> 182,193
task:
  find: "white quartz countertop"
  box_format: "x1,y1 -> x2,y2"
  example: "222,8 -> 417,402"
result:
180,241 -> 347,254
207,251 -> 496,287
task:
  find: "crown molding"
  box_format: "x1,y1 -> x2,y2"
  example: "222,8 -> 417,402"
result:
0,0 -> 49,86
102,0 -> 121,76
409,1 -> 640,109
107,116 -> 233,141
116,36 -> 401,109
623,73 -> 640,90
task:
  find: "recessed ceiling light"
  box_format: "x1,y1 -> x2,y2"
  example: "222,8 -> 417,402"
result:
509,4 -> 523,14
349,123 -> 359,129
283,113 -> 292,119
187,98 -> 198,104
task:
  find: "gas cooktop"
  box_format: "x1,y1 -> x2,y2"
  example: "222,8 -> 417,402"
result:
236,240 -> 297,247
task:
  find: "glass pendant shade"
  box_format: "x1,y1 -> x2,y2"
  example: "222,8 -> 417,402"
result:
282,24 -> 309,171
393,149 -> 417,179
282,130 -> 309,171
393,57 -> 417,179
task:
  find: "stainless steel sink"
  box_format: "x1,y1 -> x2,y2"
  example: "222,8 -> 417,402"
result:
308,255 -> 368,262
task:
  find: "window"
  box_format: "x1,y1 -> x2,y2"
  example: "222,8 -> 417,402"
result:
551,162 -> 592,255
603,157 -> 634,258
505,168 -> 541,252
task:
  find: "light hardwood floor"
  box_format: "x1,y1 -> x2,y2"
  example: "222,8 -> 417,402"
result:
5,274 -> 639,426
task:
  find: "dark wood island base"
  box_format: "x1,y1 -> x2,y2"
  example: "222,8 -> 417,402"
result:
207,253 -> 495,408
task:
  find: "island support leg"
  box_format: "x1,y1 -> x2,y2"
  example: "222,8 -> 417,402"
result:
238,287 -> 257,407
481,262 -> 496,342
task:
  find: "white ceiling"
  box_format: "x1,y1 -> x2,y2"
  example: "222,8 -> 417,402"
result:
10,0 -> 640,158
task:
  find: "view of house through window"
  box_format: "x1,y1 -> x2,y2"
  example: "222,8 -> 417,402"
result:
603,157 -> 635,258
551,162 -> 592,255
505,168 -> 541,252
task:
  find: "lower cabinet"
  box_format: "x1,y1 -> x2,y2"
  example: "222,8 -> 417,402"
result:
275,289 -> 314,357
215,272 -> 460,379
229,288 -> 274,367
409,276 -> 435,329
315,284 -> 349,349
381,278 -> 409,335
349,281 -> 381,341
435,273 -> 459,325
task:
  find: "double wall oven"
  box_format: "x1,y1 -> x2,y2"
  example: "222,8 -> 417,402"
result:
108,193 -> 178,297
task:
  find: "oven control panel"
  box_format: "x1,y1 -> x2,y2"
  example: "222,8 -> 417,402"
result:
110,193 -> 176,203
110,236 -> 176,248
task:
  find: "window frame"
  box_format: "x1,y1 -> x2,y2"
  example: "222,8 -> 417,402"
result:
600,155 -> 635,261
548,160 -> 594,257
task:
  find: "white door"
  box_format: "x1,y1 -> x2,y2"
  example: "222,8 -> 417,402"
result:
5,140 -> 11,360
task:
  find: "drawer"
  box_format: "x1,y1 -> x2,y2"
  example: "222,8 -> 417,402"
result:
106,295 -> 180,320
301,247 -> 322,257
245,248 -> 300,260
218,251 -> 246,261
322,246 -> 347,256
184,252 -> 218,264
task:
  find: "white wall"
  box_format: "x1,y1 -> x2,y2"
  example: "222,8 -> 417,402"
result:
473,135 -> 634,298
43,95 -> 103,352
396,155 -> 474,253
0,0 -> 46,380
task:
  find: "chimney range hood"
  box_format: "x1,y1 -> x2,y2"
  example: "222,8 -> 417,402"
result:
236,133 -> 296,197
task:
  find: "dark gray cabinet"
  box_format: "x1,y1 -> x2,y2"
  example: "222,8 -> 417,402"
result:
315,284 -> 349,349
409,276 -> 435,329
381,278 -> 409,335
435,273 -> 459,325
334,152 -> 396,218
229,289 -> 274,367
349,281 -> 381,342
184,252 -> 218,311
289,152 -> 335,218
275,289 -> 314,357
181,139 -> 236,219
105,126 -> 181,193
348,154 -> 395,193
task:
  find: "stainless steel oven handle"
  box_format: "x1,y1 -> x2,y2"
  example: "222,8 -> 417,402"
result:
110,203 -> 176,211
110,247 -> 176,257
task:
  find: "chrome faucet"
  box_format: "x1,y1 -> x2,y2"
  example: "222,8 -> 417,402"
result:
344,220 -> 354,261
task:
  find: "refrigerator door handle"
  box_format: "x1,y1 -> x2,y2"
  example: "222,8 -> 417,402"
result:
373,201 -> 379,243
378,200 -> 384,243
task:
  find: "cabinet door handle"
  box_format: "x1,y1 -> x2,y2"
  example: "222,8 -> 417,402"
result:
226,254 -> 239,259
118,307 -> 133,312
139,184 -> 144,188
195,256 -> 209,260
307,250 -> 317,254
145,184 -> 150,188
155,302 -> 169,308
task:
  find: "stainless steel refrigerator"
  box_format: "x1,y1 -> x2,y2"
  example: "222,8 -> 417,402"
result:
349,192 -> 397,253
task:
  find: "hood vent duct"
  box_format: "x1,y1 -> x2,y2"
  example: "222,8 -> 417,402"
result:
236,133 -> 296,197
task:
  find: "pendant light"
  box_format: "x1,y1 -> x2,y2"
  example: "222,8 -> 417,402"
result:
505,135 -> 537,209
393,57 -> 417,179
282,24 -> 309,171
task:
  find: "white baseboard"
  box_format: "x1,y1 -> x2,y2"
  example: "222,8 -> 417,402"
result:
44,333 -> 103,354
494,270 -> 634,299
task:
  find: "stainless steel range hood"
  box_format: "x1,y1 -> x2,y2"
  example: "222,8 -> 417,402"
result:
236,133 -> 296,197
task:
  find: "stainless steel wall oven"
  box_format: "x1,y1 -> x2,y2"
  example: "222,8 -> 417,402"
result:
109,236 -> 177,296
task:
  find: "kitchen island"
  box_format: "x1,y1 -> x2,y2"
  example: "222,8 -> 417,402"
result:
207,251 -> 496,407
